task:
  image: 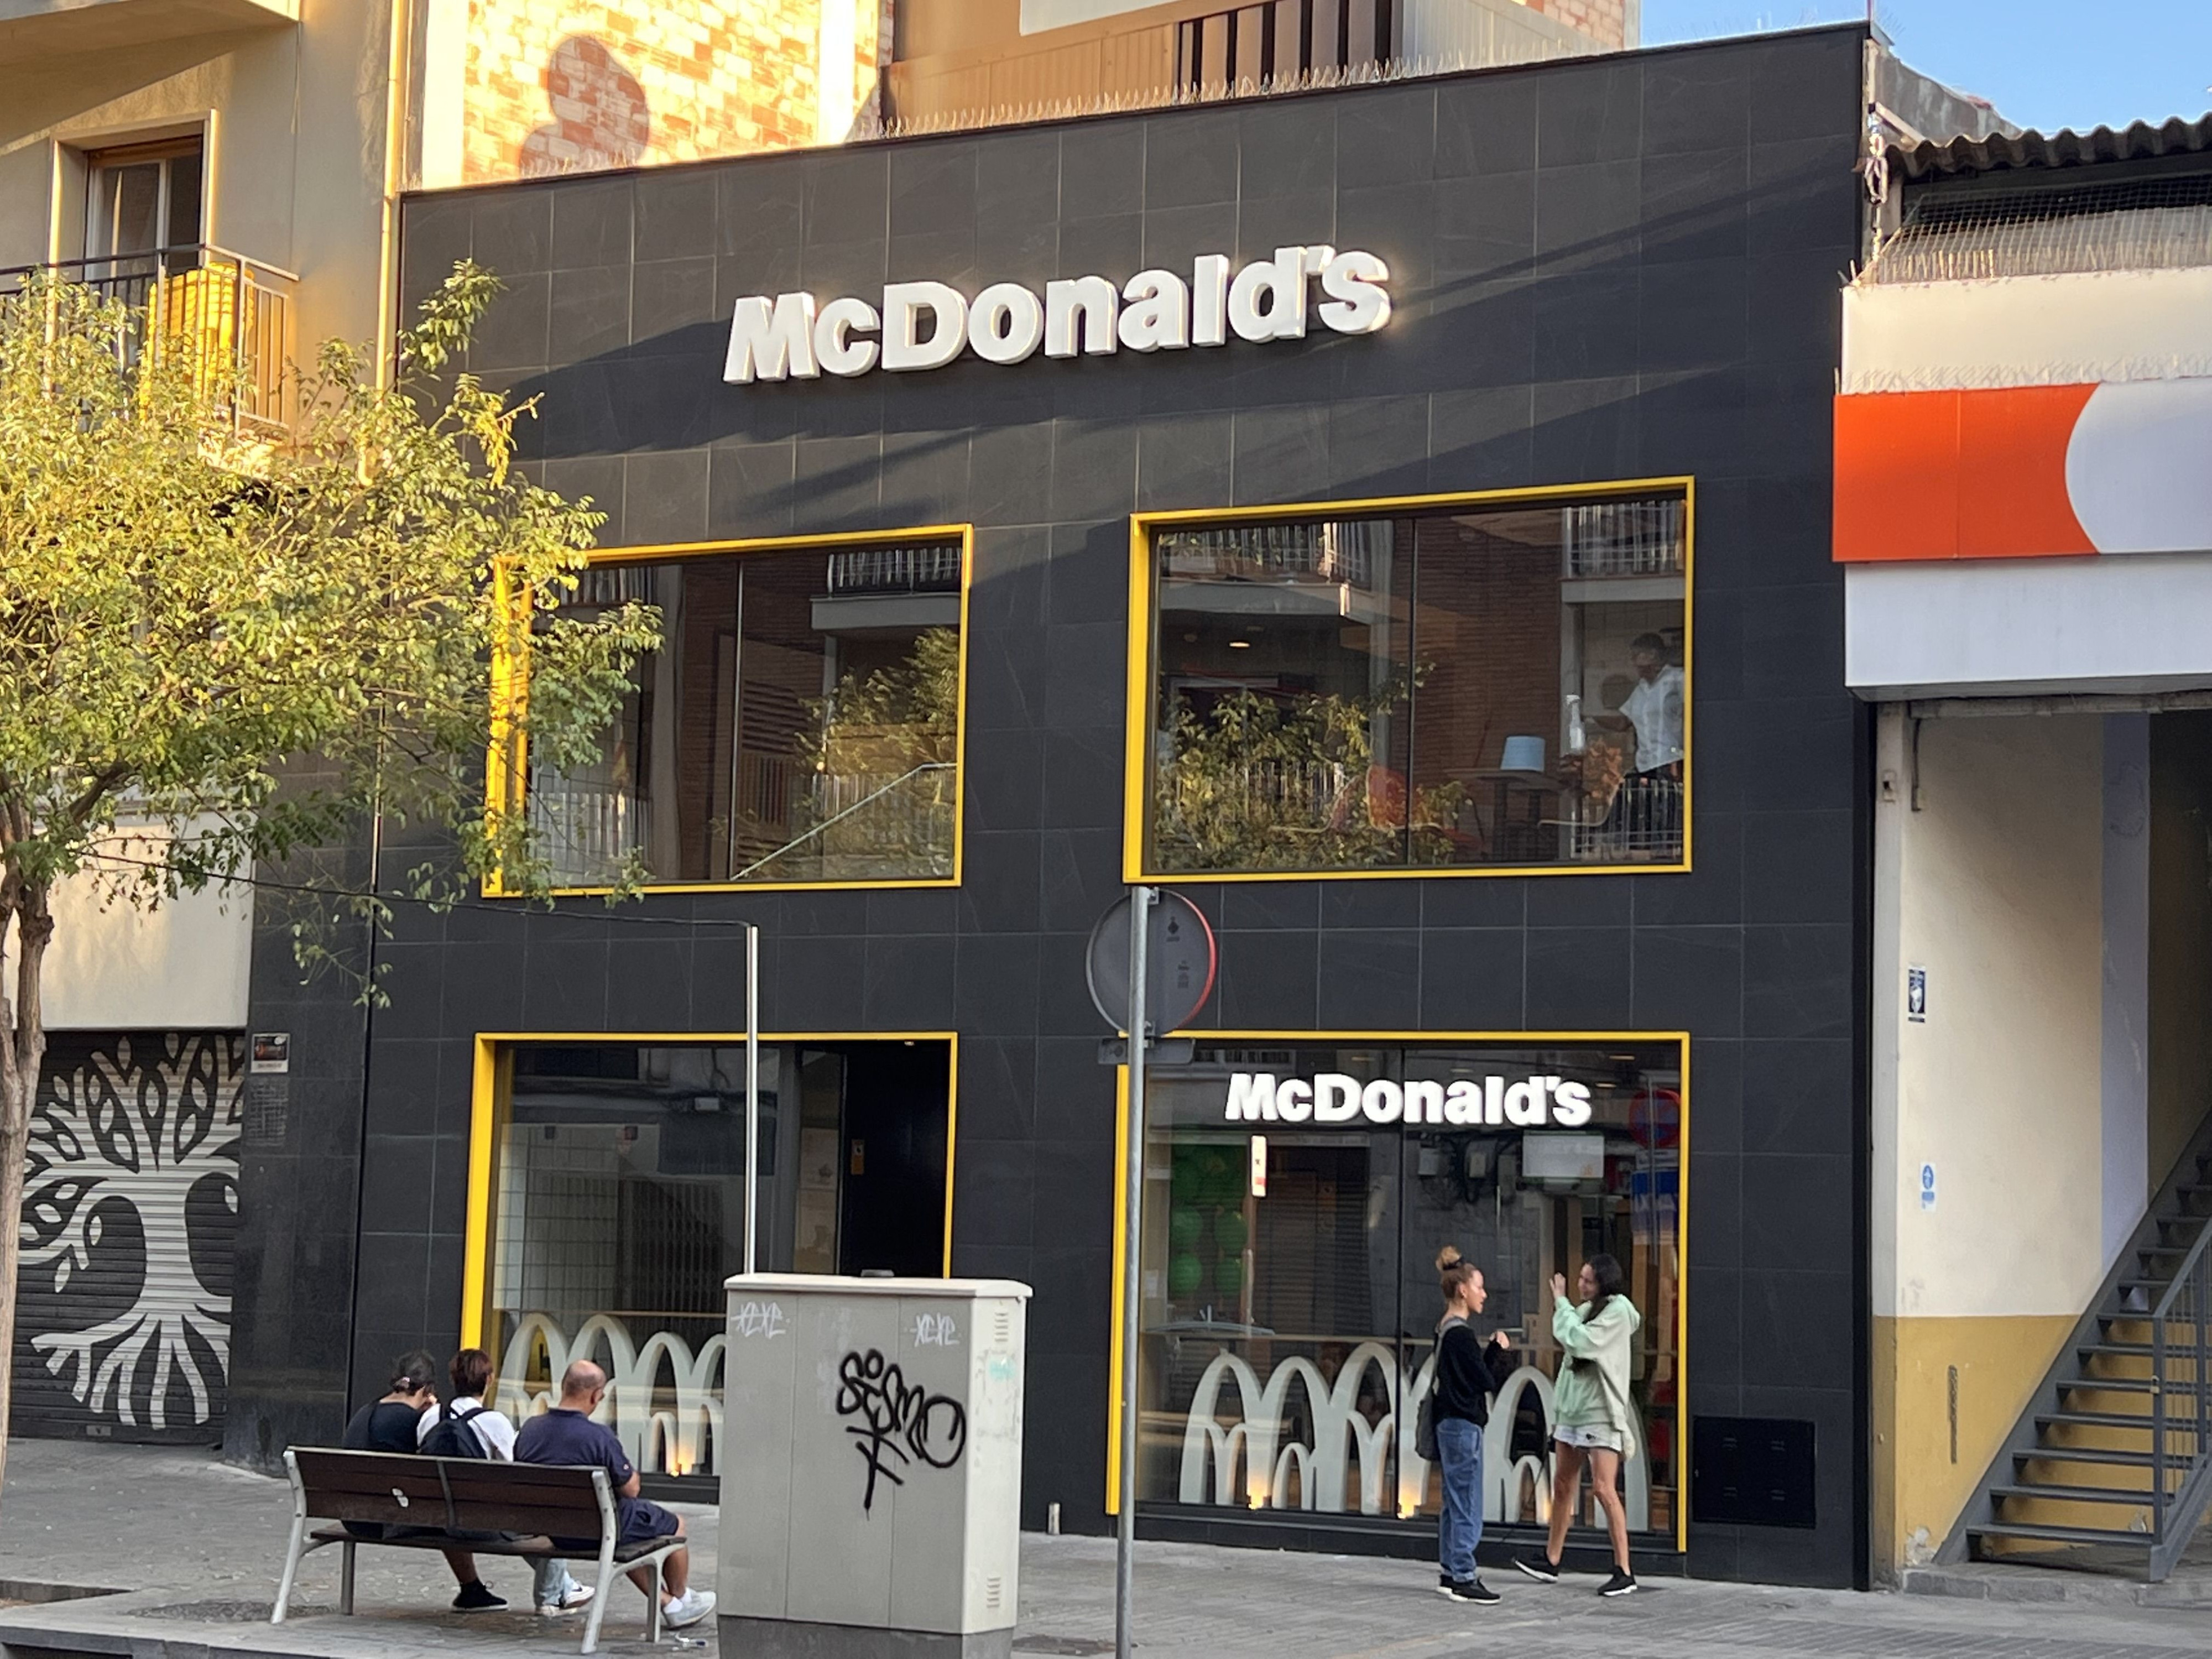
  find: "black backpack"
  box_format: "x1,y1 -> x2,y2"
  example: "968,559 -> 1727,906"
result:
421,1402 -> 494,1459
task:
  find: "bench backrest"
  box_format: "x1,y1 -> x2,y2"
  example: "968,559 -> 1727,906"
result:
289,1448 -> 615,1540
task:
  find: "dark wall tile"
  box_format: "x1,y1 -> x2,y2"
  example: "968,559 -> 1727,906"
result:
1317,931 -> 1420,1027
1419,930 -> 1525,1029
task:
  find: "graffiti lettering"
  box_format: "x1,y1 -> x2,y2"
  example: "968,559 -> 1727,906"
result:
833,1348 -> 967,1513
732,1300 -> 788,1340
914,1312 -> 958,1348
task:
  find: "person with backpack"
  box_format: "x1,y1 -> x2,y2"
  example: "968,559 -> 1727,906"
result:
1422,1246 -> 1516,1606
419,1348 -> 595,1616
343,1349 -> 505,1611
1513,1254 -> 1645,1598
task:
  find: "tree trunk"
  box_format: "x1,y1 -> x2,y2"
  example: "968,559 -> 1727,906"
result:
0,881 -> 54,1512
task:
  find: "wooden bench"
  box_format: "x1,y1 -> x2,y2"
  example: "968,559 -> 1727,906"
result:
274,1448 -> 688,1654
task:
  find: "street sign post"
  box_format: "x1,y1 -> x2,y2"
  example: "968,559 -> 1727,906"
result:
1084,889 -> 1215,1659
1085,889 -> 1217,1035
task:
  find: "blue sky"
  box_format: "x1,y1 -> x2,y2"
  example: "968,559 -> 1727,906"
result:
1642,2 -> 2212,134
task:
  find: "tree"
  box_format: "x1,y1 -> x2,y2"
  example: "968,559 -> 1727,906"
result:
0,265 -> 658,1491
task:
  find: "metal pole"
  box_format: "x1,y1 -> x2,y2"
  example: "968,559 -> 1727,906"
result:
744,922 -> 760,1275
1116,885 -> 1152,1659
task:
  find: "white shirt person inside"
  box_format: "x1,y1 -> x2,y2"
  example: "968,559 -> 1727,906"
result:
1596,633 -> 1685,775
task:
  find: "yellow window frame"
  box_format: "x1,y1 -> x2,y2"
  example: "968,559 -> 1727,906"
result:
485,525 -> 975,898
1123,479 -> 1695,884
462,1028 -> 961,1350
1104,1027 -> 1690,1557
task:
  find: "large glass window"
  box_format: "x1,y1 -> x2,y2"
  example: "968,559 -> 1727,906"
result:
482,1038 -> 952,1482
1133,1041 -> 1684,1546
531,537 -> 964,888
1140,491 -> 1688,874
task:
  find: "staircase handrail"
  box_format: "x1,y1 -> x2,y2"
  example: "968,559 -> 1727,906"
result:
2149,1201 -> 2212,1575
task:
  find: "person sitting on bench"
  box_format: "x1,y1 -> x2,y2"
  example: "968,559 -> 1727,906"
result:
515,1360 -> 716,1631
343,1349 -> 506,1612
420,1348 -> 595,1618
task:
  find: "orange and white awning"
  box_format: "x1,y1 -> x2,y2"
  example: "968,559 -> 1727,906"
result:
1834,377 -> 2212,563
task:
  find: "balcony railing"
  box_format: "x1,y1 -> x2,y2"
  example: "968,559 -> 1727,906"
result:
528,777 -> 651,888
825,542 -> 963,597
1563,500 -> 1687,579
1160,520 -> 1384,590
0,244 -> 296,436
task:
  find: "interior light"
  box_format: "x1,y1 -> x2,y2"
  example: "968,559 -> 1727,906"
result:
1228,639 -> 1251,649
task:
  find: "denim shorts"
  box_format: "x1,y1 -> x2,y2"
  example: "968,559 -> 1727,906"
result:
1554,1422 -> 1625,1452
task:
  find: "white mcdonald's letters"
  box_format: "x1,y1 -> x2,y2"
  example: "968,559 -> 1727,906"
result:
725,246 -> 1392,385
1224,1072 -> 1594,1129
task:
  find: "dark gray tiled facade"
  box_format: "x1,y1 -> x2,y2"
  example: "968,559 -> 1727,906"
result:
228,25 -> 1871,1589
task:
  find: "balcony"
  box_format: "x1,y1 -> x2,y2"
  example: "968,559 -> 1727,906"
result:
0,0 -> 297,64
0,244 -> 296,436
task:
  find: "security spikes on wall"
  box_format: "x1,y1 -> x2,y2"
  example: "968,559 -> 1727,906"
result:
723,246 -> 1392,384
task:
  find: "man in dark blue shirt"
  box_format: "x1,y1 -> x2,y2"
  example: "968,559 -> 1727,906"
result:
515,1360 -> 716,1630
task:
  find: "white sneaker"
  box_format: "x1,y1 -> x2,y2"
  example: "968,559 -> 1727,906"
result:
662,1589 -> 716,1630
539,1584 -> 596,1616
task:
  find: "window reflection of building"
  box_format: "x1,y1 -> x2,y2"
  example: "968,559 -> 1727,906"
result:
1143,492 -> 1688,875
483,1039 -> 952,1481
531,538 -> 963,888
1134,1042 -> 1683,1545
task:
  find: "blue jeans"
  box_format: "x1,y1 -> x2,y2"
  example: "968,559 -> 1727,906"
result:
1436,1417 -> 1484,1582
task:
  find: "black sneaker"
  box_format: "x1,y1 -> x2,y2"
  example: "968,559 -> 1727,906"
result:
1447,1578 -> 1501,1605
1434,1572 -> 1455,1598
452,1582 -> 508,1613
1598,1570 -> 1639,1598
1512,1553 -> 1560,1584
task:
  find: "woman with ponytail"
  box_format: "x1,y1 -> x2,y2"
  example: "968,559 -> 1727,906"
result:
1425,1246 -> 1515,1605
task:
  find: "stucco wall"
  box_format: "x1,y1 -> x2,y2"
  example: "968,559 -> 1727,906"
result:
1868,708 -> 2156,1570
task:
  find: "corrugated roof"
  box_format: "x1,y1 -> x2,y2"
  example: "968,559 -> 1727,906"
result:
1899,112 -> 2212,181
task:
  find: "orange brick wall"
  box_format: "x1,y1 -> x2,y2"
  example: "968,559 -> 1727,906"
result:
1526,0 -> 1630,51
462,0 -> 888,182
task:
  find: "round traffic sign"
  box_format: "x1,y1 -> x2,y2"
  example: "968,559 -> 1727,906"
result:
1086,891 -> 1217,1035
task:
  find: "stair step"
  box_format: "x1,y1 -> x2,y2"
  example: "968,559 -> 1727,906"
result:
2057,1376 -> 2167,1394
2016,1444 -> 2172,1467
1990,1483 -> 2167,1507
2037,1410 -> 2204,1433
1970,1521 -> 2154,1548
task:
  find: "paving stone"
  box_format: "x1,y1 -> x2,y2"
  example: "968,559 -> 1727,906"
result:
2,1443 -> 2209,1659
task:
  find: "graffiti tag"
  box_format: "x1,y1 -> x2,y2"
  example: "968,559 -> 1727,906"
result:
833,1348 -> 967,1513
732,1300 -> 788,1340
914,1312 -> 958,1348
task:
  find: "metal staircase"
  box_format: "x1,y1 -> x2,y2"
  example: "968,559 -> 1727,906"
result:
1953,1124 -> 2212,1579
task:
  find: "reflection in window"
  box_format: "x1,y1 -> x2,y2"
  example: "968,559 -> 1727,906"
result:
486,1039 -> 951,1480
1144,493 -> 1687,874
531,539 -> 962,886
1135,1043 -> 1683,1542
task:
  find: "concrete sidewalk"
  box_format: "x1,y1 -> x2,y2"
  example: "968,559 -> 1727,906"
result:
0,1442 -> 2208,1658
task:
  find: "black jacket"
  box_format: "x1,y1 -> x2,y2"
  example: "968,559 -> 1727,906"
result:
1432,1319 -> 1516,1425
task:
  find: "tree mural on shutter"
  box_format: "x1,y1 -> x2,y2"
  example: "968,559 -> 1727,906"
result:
17,1033 -> 242,1431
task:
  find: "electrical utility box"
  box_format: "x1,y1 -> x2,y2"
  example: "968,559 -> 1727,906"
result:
718,1274 -> 1032,1659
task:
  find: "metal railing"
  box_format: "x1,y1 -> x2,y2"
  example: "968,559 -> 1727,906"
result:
529,777 -> 651,888
825,542 -> 962,596
0,243 -> 296,434
2148,1212 -> 2212,1579
1564,774 -> 1684,863
1159,520 -> 1384,590
1563,499 -> 1687,578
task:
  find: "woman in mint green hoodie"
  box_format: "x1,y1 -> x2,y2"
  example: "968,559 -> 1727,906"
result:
1512,1254 -> 1644,1598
